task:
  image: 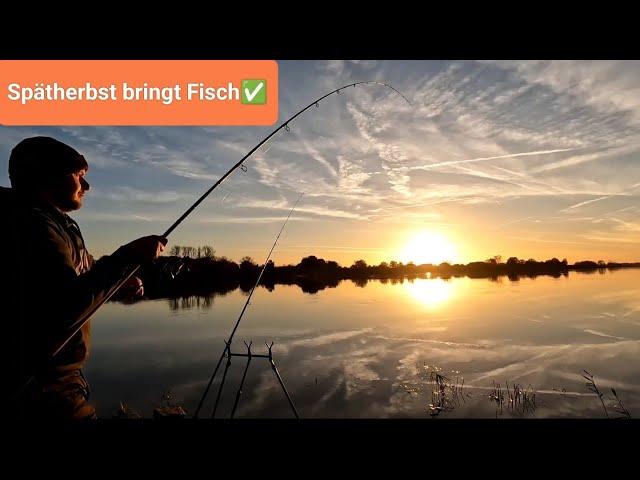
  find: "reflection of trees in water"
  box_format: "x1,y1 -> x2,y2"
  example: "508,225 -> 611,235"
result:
574,268 -> 607,275
168,294 -> 215,311
137,256 -> 638,305
158,265 -> 609,309
352,278 -> 369,288
133,262 -> 634,310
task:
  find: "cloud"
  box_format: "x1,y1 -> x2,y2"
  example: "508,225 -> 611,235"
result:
489,60 -> 640,125
582,329 -> 628,341
299,138 -> 338,178
560,195 -> 614,212
196,215 -> 309,224
609,217 -> 640,233
532,143 -> 640,173
78,212 -> 169,222
288,329 -> 372,348
4,61 -> 639,263
412,147 -> 581,170
91,186 -> 188,204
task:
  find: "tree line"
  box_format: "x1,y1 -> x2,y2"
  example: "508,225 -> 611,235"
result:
168,245 -> 215,259
130,249 -> 639,300
159,247 -> 637,273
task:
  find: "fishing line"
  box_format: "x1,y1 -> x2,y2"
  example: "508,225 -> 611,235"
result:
12,81 -> 410,406
194,192 -> 303,418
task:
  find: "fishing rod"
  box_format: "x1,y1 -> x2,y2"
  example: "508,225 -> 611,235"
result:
54,81 -> 409,359
14,80 -> 410,402
195,193 -> 302,418
230,341 -> 253,418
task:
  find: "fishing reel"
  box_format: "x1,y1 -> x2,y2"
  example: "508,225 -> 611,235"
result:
159,256 -> 189,280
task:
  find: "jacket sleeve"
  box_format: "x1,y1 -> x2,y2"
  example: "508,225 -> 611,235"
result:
24,211 -> 134,346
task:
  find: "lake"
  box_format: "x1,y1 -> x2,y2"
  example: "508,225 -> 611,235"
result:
85,268 -> 640,419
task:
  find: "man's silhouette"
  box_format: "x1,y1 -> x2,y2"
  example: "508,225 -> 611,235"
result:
3,136 -> 167,420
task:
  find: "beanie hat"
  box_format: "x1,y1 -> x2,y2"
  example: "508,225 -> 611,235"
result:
9,136 -> 88,190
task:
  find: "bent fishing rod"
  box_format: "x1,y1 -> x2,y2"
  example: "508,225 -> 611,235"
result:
14,80 -> 410,400
194,193 -> 302,418
52,81 -> 409,359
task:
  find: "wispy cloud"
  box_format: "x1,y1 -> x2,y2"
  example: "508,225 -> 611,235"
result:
285,245 -> 389,253
582,329 -> 628,341
3,60 -> 639,262
78,212 -> 169,222
532,143 -> 640,173
413,147 -> 580,170
581,234 -> 638,244
561,196 -> 614,212
504,236 -> 587,245
91,186 -> 189,204
288,329 -> 372,348
196,216 -> 309,224
609,217 -> 640,233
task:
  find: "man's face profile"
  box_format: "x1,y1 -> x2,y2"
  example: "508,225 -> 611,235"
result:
49,165 -> 90,212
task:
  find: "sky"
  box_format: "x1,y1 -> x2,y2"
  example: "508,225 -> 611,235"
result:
1,60 -> 639,266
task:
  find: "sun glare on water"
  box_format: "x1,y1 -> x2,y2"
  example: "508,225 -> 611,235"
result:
404,278 -> 456,308
399,231 -> 458,265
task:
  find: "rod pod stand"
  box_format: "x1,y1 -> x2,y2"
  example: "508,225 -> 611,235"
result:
208,339 -> 299,419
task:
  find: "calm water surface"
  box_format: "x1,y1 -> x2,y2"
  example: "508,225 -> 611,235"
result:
85,269 -> 640,418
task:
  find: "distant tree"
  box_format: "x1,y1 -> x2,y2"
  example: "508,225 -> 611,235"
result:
389,261 -> 398,269
327,260 -> 339,270
201,245 -> 215,259
299,256 -> 326,271
575,260 -> 598,268
169,245 -> 181,257
240,256 -> 256,267
239,256 -> 258,277
486,255 -> 502,264
197,247 -> 202,258
353,277 -> 369,288
506,256 -> 519,266
264,259 -> 275,274
598,260 -> 606,267
351,259 -> 368,270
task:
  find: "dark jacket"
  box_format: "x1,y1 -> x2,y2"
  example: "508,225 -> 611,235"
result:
3,186 -> 133,389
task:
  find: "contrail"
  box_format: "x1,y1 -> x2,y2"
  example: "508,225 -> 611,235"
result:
413,147 -> 579,170
560,182 -> 640,212
560,195 -> 611,212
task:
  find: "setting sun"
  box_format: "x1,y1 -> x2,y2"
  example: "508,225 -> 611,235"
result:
399,231 -> 458,265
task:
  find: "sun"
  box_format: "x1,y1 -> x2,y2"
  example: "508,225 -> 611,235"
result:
398,231 -> 458,265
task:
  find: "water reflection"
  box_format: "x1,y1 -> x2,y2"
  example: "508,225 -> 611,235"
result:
403,278 -> 456,309
87,269 -> 640,418
168,295 -> 214,311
